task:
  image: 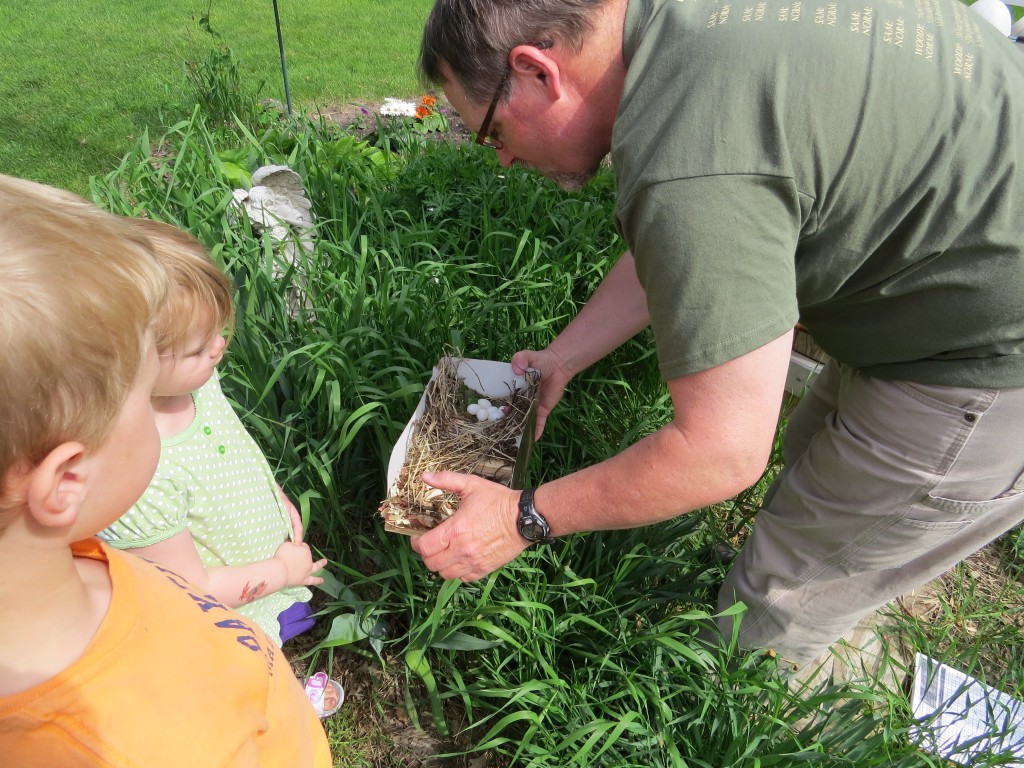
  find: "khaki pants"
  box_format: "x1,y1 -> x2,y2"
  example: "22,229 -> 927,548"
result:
718,361 -> 1024,667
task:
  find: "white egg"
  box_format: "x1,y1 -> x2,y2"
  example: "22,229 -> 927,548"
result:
476,409 -> 489,422
477,398 -> 492,408
969,0 -> 1012,35
489,408 -> 504,420
467,403 -> 479,415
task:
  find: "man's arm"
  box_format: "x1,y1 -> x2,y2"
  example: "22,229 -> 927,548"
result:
413,330 -> 793,581
512,250 -> 650,435
546,250 -> 651,374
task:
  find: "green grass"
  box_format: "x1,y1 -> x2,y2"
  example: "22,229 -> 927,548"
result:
82,108 -> 1024,766
0,0 -> 433,193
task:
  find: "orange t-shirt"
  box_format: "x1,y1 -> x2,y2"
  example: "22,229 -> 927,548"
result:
0,538 -> 331,767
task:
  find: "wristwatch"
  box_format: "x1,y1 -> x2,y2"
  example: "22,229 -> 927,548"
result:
517,487 -> 554,545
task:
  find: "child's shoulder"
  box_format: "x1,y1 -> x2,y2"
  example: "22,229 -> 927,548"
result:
192,369 -> 251,434
5,540 -> 330,766
87,538 -> 282,661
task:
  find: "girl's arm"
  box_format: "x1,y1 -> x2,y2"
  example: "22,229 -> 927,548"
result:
131,528 -> 327,608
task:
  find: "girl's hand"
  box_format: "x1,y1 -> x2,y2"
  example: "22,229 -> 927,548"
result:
278,484 -> 304,542
274,540 -> 328,587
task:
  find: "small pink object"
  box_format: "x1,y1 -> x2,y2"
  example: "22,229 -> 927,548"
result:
303,672 -> 345,718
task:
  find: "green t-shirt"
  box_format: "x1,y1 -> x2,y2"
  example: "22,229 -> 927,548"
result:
615,0 -> 1024,385
99,372 -> 311,646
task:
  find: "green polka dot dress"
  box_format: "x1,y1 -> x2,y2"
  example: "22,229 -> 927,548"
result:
100,371 -> 311,645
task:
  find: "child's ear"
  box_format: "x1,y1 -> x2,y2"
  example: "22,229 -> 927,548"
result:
25,442 -> 89,529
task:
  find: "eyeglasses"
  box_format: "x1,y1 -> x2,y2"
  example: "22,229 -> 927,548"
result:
474,66 -> 512,151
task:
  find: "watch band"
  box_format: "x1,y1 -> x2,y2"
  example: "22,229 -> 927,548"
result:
517,487 -> 554,544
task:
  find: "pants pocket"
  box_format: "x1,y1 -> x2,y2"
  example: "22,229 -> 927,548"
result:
924,487 -> 1024,516
844,512 -> 973,571
876,488 -> 1024,568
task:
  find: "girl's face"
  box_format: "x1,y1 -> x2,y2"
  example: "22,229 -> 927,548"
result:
153,326 -> 227,397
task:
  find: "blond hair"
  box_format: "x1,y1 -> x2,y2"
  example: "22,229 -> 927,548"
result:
125,219 -> 235,355
0,175 -> 167,512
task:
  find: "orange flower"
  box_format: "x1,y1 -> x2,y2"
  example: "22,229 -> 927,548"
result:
420,94 -> 437,107
415,105 -> 431,120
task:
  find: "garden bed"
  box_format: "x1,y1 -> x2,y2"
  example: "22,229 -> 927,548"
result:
320,95 -> 473,147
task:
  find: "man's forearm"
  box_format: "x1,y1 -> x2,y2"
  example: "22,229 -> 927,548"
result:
535,419 -> 764,536
548,251 -> 650,376
535,332 -> 793,536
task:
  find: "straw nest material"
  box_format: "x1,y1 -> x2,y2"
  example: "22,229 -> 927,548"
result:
380,356 -> 539,536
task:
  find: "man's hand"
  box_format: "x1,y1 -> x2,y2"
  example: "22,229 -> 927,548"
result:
511,348 -> 573,439
410,471 -> 529,581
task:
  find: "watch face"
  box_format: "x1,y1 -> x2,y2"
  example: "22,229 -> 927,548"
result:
519,518 -> 546,541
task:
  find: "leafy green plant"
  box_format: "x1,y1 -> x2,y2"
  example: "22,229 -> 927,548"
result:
185,44 -> 266,128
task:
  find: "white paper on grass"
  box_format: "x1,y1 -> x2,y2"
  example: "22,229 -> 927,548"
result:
911,652 -> 1024,766
385,358 -> 537,494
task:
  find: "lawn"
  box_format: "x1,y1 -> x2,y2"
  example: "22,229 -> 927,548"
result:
0,0 -> 433,193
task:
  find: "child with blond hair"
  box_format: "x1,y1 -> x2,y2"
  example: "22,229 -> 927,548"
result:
100,218 -> 326,646
0,174 -> 331,765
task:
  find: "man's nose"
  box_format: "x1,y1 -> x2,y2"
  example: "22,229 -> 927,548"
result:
496,148 -> 515,168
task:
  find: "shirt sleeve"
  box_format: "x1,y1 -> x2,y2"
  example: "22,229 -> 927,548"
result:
616,173 -> 802,381
97,473 -> 190,549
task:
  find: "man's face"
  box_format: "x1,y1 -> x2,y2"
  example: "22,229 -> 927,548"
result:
441,63 -> 604,191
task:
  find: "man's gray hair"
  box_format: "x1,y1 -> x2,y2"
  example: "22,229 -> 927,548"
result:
418,0 -> 609,104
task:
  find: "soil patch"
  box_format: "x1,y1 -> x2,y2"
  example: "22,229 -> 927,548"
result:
285,605 -> 497,767
317,95 -> 473,145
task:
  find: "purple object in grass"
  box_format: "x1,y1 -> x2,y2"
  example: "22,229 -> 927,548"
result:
278,600 -> 315,643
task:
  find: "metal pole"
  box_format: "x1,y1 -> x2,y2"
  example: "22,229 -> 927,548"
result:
272,0 -> 292,115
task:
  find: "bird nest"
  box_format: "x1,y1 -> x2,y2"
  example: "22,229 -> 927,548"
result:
380,356 -> 540,536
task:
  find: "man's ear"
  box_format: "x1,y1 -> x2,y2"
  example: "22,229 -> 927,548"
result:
24,442 -> 89,529
509,44 -> 563,101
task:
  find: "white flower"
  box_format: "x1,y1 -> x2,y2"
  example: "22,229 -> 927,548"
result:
379,97 -> 417,117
